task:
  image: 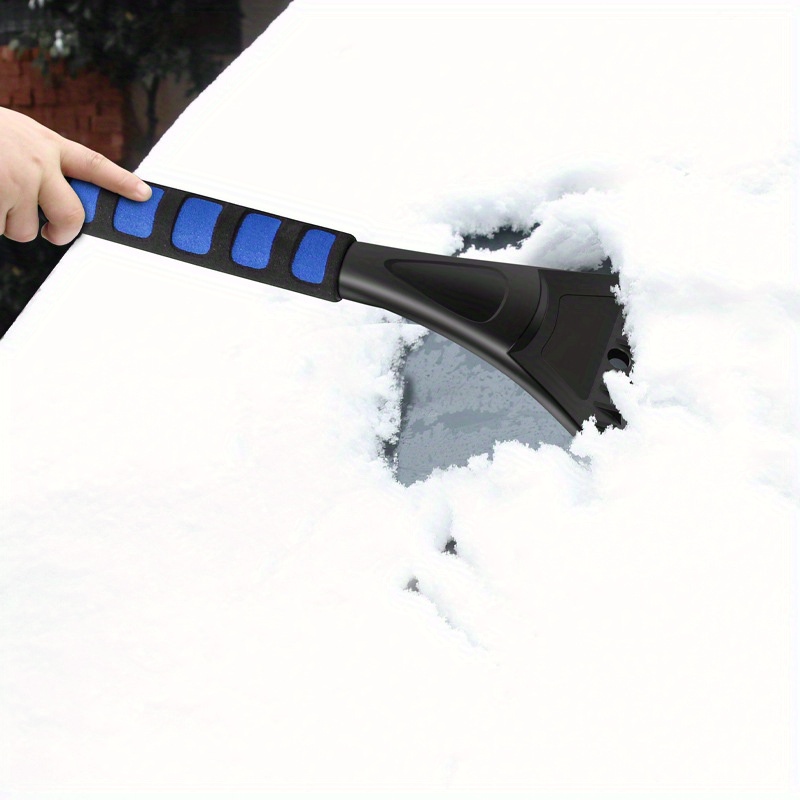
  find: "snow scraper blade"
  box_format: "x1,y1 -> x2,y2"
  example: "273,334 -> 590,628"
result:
69,179 -> 632,433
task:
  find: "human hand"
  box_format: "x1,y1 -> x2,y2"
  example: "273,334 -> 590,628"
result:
0,106 -> 151,246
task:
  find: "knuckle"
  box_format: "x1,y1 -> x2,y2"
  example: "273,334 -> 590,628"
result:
29,150 -> 47,171
45,205 -> 85,244
5,205 -> 42,243
85,149 -> 107,171
61,205 -> 85,227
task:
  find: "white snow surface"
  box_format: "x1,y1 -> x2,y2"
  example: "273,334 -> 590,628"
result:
1,0 -> 798,794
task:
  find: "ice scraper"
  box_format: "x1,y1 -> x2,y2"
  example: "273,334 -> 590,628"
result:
69,179 -> 632,433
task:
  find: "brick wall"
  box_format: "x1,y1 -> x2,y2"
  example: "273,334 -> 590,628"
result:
0,46 -> 126,162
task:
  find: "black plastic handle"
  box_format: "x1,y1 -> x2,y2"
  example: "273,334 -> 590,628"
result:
70,179 -> 355,302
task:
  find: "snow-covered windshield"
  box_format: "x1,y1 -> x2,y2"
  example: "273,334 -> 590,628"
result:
1,0 -> 797,791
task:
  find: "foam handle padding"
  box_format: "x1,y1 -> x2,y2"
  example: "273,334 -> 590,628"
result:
70,180 -> 355,302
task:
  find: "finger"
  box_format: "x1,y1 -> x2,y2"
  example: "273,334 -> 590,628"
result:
39,171 -> 86,246
4,195 -> 41,243
59,139 -> 151,201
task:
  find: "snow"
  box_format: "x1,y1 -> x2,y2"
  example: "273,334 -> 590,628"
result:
1,0 -> 798,794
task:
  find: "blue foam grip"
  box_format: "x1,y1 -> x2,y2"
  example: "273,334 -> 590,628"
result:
172,198 -> 223,255
70,179 -> 101,223
292,230 -> 336,284
231,213 -> 282,270
73,181 -> 354,302
113,187 -> 165,238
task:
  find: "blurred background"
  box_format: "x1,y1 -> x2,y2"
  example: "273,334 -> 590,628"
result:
0,0 -> 290,335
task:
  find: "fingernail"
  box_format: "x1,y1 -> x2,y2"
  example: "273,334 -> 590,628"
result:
135,181 -> 152,200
